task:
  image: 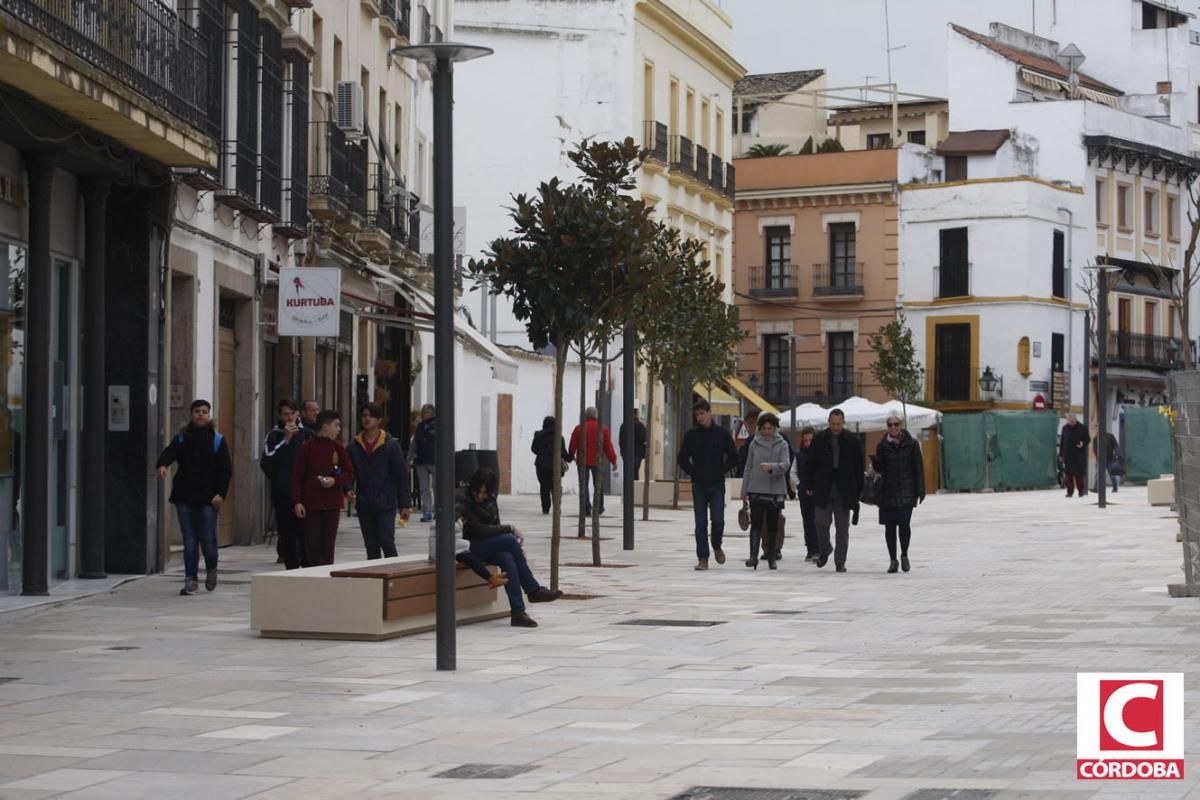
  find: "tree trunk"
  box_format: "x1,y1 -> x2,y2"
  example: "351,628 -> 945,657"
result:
550,338 -> 567,593
592,342 -> 607,565
642,370 -> 655,521
671,383 -> 685,510
577,339 -> 588,538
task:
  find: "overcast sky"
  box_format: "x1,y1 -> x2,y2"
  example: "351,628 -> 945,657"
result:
726,0 -> 1058,99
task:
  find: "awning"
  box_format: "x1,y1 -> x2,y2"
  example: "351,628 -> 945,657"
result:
693,383 -> 740,416
723,375 -> 780,415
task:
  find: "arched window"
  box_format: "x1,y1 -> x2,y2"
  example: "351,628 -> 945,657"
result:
1017,337 -> 1031,377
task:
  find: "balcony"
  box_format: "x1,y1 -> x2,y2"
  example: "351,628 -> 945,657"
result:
361,163 -> 407,254
380,0 -> 397,34
408,195 -> 422,255
421,6 -> 431,44
361,0 -> 381,19
0,0 -> 215,166
749,265 -> 798,298
934,262 -> 972,299
670,134 -> 695,177
813,262 -> 864,298
398,0 -> 412,39
1107,333 -> 1185,370
724,162 -> 735,198
923,366 -> 984,404
695,144 -> 709,184
309,121 -> 357,221
643,120 -> 668,163
766,371 -> 863,408
708,153 -> 723,190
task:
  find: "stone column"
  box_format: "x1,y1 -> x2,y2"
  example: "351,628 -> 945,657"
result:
21,152 -> 56,596
80,180 -> 110,579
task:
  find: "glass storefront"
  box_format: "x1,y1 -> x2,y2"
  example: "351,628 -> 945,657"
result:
0,242 -> 25,593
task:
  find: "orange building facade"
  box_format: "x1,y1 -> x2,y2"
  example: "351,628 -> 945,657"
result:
732,148 -> 899,412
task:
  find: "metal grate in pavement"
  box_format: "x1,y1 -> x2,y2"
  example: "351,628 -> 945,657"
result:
0,677 -> 18,685
616,619 -> 725,627
901,792 -> 997,800
755,610 -> 807,615
434,763 -> 538,780
106,646 -> 140,651
668,788 -> 866,800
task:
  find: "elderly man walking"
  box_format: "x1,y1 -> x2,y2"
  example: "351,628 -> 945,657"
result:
1059,413 -> 1090,498
804,408 -> 864,573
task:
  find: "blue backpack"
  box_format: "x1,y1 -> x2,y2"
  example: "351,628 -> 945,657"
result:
177,431 -> 224,453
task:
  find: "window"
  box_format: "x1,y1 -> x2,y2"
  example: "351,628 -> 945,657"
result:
312,13 -> 323,88
716,109 -> 725,156
669,78 -> 679,135
1145,189 -> 1160,235
643,62 -> 654,123
1117,184 -> 1131,230
1169,305 -> 1177,338
700,97 -> 709,148
686,88 -> 695,140
1052,229 -> 1066,299
938,227 -> 970,298
1143,1 -> 1160,28
332,36 -> 342,85
828,222 -> 857,290
828,332 -> 855,401
866,133 -> 891,150
1017,336 -> 1031,377
763,334 -> 789,403
906,130 -> 926,145
1095,179 -> 1107,225
1146,301 -> 1157,337
764,226 -> 791,289
738,109 -> 754,134
945,156 -> 967,182
1168,194 -> 1180,239
934,323 -> 972,401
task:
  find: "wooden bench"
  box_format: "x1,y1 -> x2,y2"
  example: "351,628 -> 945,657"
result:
250,554 -> 509,641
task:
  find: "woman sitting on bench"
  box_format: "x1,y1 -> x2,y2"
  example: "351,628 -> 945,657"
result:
459,468 -> 560,627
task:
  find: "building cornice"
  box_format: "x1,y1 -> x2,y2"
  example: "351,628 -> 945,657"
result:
635,0 -> 746,84
1085,135 -> 1200,186
736,182 -> 895,207
904,295 -> 1088,309
900,175 -> 1084,194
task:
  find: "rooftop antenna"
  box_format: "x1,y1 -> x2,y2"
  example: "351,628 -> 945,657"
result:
883,0 -> 905,141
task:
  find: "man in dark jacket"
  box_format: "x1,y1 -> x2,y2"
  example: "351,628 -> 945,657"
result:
300,399 -> 320,433
156,399 -> 233,595
261,399 -> 313,569
804,408 -> 864,572
348,403 -> 412,559
532,416 -> 571,514
1059,413 -> 1090,498
410,404 -> 437,522
789,426 -> 818,560
1092,431 -> 1122,493
677,399 -> 738,570
618,409 -> 648,480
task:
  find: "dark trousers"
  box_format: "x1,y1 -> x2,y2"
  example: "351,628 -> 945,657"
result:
303,510 -> 341,566
1093,464 -> 1120,493
633,458 -> 643,480
272,494 -> 305,570
581,465 -> 604,515
536,464 -> 554,514
799,495 -> 817,556
692,481 -> 726,560
815,485 -> 851,567
1064,471 -> 1087,497
358,508 -> 398,560
882,505 -> 914,560
176,503 -> 218,580
749,495 -> 781,559
470,533 -> 541,614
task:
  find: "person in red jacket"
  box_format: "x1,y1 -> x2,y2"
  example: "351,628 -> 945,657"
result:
291,410 -> 356,566
568,406 -> 617,520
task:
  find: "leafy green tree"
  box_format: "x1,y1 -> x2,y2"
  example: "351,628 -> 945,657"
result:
470,139 -> 659,588
745,143 -> 792,158
797,136 -> 814,155
867,311 -> 923,427
817,138 -> 845,153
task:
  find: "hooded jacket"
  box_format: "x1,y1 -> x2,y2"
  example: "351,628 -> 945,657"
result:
261,423 -> 314,498
348,430 -> 412,513
411,417 -> 437,465
156,423 -> 233,507
531,421 -> 571,469
741,431 -> 792,498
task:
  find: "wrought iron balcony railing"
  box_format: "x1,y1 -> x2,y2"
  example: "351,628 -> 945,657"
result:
1107,333 -> 1185,370
1,0 -> 210,132
709,153 -> 723,190
749,264 -> 798,298
724,162 -> 735,197
643,120 -> 668,163
813,262 -> 864,297
670,134 -> 695,176
765,371 -> 863,408
695,144 -> 709,183
934,262 -> 972,299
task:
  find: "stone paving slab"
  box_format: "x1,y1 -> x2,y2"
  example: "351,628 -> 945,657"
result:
0,488 -> 1198,798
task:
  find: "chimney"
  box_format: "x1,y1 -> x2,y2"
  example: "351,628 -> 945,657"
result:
988,22 -> 1060,60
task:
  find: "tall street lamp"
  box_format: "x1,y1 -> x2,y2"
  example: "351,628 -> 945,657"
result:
391,41 -> 493,672
1084,259 -> 1122,510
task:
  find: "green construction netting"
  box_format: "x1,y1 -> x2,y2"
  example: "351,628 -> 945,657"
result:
1122,405 -> 1173,483
941,411 -> 1059,491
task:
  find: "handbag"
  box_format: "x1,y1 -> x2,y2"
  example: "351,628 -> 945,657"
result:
737,501 -> 751,531
859,470 -> 883,506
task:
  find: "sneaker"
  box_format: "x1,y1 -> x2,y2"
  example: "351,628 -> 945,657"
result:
420,512 -> 433,522
488,571 -> 510,589
713,547 -> 726,565
205,569 -> 218,592
694,559 -> 709,571
511,612 -> 538,628
528,587 -> 560,603
179,580 -> 198,596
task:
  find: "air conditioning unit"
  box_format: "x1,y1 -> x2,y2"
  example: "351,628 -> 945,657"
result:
335,81 -> 364,138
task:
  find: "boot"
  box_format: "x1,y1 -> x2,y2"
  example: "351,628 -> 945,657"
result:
901,555 -> 910,573
694,559 -> 709,571
888,560 -> 899,574
746,529 -> 760,569
511,612 -> 538,628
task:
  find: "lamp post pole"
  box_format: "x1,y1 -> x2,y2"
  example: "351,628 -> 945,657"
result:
1096,268 -> 1109,510
623,323 -> 636,550
391,42 -> 493,672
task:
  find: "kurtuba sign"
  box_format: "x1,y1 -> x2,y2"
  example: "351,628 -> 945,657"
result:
277,267 -> 341,337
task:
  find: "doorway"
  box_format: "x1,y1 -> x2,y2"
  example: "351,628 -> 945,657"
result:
217,317 -> 237,547
934,323 -> 972,402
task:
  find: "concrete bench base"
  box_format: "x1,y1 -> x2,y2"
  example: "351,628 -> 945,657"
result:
250,555 -> 510,641
1148,475 -> 1175,506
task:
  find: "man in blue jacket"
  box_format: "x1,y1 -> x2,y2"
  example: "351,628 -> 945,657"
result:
349,403 -> 413,559
676,399 -> 738,571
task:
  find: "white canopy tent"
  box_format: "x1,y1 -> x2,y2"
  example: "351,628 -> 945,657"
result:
881,399 -> 942,431
778,397 -> 943,434
778,403 -> 828,429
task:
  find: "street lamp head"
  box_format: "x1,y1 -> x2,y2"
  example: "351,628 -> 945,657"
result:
748,373 -> 760,393
390,42 -> 494,66
978,366 -> 1002,395
1167,337 -> 1181,368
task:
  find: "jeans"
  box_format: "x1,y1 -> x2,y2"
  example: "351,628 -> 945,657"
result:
358,508 -> 398,560
1094,464 -> 1120,493
304,510 -> 341,566
470,533 -> 541,613
272,494 -> 305,569
815,485 -> 851,567
692,481 -> 725,560
176,503 -> 218,581
415,464 -> 435,514
799,495 -> 817,556
581,465 -> 604,516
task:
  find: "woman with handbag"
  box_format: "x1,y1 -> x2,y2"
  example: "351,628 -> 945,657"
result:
874,415 -> 925,574
740,413 -> 792,570
531,416 -> 572,515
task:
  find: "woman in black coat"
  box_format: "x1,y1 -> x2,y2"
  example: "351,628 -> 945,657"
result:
874,415 -> 925,574
531,416 -> 571,514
